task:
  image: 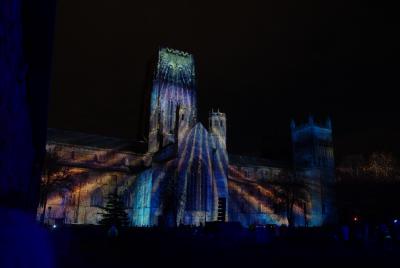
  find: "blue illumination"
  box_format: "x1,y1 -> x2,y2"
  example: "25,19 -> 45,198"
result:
291,117 -> 336,226
132,48 -> 229,226
148,48 -> 197,153
0,0 -> 35,210
131,169 -> 153,226
36,48 -> 337,228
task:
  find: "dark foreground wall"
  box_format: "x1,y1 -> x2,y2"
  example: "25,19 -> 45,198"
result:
0,0 -> 56,213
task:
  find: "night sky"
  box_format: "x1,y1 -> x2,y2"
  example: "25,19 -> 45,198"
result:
48,1 -> 400,162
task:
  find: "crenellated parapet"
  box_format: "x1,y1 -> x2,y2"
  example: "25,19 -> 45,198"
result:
291,115 -> 332,131
155,47 -> 196,87
291,116 -> 334,169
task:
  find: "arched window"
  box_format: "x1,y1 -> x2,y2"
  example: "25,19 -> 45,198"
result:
186,160 -> 207,211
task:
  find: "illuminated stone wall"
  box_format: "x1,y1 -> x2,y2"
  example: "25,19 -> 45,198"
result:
39,48 -> 336,227
41,48 -> 230,227
132,122 -> 229,226
131,48 -> 229,226
37,142 -> 149,225
148,48 -> 197,153
227,154 -> 315,227
209,110 -> 227,150
228,162 -> 287,226
175,123 -> 229,224
226,116 -> 336,227
131,169 -> 153,226
291,116 -> 336,226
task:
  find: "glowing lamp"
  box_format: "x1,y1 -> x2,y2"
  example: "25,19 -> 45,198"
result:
52,224 -> 57,229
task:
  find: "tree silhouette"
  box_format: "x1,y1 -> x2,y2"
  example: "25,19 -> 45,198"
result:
39,150 -> 72,223
262,171 -> 310,227
98,192 -> 129,227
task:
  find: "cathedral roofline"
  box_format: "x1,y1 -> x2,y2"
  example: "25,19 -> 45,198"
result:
229,154 -> 289,169
47,128 -> 147,154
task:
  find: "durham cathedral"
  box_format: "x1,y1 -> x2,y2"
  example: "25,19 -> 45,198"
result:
39,48 -> 336,227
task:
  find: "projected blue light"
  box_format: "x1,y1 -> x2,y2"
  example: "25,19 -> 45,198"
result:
148,48 -> 197,153
132,48 -> 229,226
131,169 -> 153,226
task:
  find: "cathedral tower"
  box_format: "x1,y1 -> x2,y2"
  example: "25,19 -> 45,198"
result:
148,48 -> 197,153
209,110 -> 227,149
291,116 -> 336,226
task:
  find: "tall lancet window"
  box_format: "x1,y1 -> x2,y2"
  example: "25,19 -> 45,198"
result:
168,100 -> 174,131
186,160 -> 207,211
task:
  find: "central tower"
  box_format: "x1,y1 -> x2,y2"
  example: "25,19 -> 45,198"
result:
148,48 -> 197,153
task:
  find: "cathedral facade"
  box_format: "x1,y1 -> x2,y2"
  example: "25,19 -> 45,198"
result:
39,48 -> 335,227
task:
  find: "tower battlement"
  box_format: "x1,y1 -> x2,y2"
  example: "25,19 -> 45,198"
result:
155,47 -> 195,86
163,47 -> 191,57
291,116 -> 332,131
291,116 -> 334,169
209,109 -> 226,118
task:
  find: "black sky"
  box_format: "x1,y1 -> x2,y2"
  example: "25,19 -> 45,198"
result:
48,0 -> 400,162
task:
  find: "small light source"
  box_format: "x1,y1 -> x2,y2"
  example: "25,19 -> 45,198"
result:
353,217 -> 358,222
52,224 -> 57,229
394,219 -> 398,224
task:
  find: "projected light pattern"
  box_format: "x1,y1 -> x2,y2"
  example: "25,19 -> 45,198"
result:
38,169 -> 138,225
157,48 -> 195,85
228,165 -> 309,226
148,48 -> 197,153
175,123 -> 229,224
36,142 -> 148,225
39,47 -> 335,227
209,110 -> 227,149
229,178 -> 289,226
129,48 -> 229,226
45,142 -> 151,172
131,122 -> 229,226
291,117 -> 336,226
131,169 -> 152,226
228,165 -> 287,226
